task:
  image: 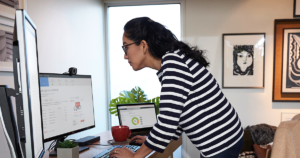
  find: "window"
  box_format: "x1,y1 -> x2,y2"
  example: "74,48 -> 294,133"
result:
106,4 -> 182,158
107,4 -> 181,127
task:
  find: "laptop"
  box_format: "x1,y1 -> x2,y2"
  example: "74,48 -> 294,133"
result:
117,103 -> 158,138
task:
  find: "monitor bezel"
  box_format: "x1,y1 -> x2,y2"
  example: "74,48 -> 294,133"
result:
117,103 -> 157,132
39,73 -> 96,142
15,9 -> 45,158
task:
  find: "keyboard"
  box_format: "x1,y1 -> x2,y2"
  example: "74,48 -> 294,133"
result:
93,145 -> 140,158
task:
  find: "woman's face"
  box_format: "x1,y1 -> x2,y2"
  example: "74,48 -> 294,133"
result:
122,33 -> 146,71
237,50 -> 253,72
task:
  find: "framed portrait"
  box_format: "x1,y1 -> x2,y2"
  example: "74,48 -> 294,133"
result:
273,19 -> 300,102
294,0 -> 300,17
222,33 -> 265,88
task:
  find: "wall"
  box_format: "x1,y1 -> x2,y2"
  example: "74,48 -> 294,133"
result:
0,0 -> 107,157
105,0 -> 300,157
26,0 -> 107,139
184,0 -> 300,157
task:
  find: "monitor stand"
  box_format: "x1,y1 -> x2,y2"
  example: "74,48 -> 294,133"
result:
49,136 -> 90,156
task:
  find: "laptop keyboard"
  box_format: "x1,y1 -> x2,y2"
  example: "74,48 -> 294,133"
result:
93,145 -> 140,158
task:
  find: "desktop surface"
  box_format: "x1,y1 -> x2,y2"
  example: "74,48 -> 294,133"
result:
42,130 -> 182,158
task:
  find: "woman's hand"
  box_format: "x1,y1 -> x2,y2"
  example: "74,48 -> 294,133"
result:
130,135 -> 147,144
109,147 -> 135,158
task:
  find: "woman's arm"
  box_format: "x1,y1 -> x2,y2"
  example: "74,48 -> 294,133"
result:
133,144 -> 153,158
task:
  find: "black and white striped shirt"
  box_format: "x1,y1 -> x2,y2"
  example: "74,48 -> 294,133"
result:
144,50 -> 243,157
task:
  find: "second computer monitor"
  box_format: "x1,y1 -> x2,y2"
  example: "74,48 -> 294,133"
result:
39,73 -> 95,142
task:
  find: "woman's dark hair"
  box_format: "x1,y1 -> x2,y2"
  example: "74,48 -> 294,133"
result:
123,17 -> 209,67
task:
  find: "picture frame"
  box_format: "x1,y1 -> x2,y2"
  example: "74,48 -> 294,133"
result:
294,0 -> 300,17
0,4 -> 15,72
222,33 -> 265,89
273,19 -> 300,102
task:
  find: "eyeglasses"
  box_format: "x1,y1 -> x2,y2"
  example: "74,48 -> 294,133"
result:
122,42 -> 135,55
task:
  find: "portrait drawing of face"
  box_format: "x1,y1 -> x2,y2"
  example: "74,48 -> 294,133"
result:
233,45 -> 254,75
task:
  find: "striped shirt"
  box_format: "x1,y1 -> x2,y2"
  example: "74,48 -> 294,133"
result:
144,50 -> 244,157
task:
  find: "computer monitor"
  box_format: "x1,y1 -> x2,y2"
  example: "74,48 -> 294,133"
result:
117,103 -> 157,136
12,10 -> 45,158
39,73 -> 96,155
0,85 -> 23,158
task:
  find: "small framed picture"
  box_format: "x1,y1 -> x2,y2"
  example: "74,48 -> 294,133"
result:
222,33 -> 265,88
282,28 -> 300,93
294,0 -> 300,17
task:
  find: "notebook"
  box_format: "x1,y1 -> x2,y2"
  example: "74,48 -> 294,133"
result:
117,103 -> 157,138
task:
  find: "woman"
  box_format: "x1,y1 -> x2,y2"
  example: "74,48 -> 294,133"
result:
110,17 -> 243,158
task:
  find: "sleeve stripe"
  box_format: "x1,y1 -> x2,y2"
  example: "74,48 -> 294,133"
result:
164,68 -> 193,78
176,129 -> 183,134
157,72 -> 163,78
160,107 -> 181,114
162,60 -> 188,68
186,58 -> 192,64
160,92 -> 187,100
158,114 -> 180,122
185,106 -> 233,134
190,62 -> 199,71
145,138 -> 166,150
162,53 -> 181,59
192,70 -> 209,86
149,132 -> 170,143
162,76 -> 193,86
160,100 -> 184,106
162,84 -> 190,93
152,126 -> 176,136
157,120 -> 178,129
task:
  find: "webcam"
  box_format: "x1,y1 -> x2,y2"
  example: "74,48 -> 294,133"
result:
63,67 -> 77,76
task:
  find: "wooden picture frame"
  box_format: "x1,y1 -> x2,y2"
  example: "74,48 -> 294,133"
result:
222,33 -> 265,89
273,19 -> 300,102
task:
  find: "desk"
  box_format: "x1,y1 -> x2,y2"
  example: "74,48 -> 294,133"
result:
43,131 -> 182,158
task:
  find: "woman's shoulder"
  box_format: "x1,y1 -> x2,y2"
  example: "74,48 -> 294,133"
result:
162,49 -> 184,61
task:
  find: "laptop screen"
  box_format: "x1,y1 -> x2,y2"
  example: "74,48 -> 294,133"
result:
117,103 -> 157,130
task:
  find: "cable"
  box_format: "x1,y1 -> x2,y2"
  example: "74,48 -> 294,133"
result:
47,140 -> 56,151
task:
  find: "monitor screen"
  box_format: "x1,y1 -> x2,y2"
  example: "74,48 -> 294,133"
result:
118,104 -> 157,130
39,74 -> 95,141
24,17 -> 44,158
